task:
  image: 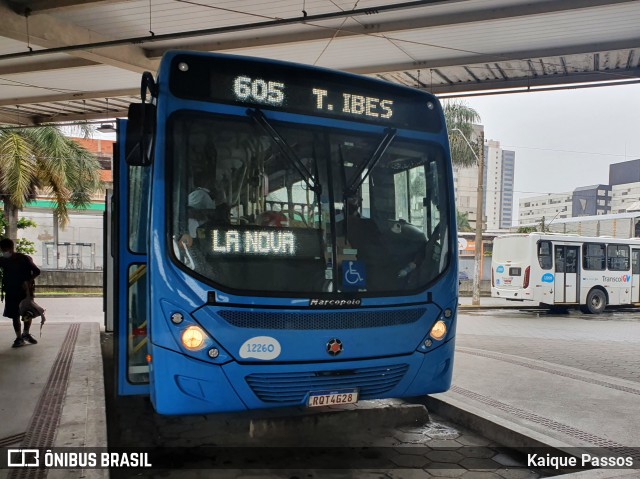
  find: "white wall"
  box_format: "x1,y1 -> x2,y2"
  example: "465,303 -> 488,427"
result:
18,210 -> 104,270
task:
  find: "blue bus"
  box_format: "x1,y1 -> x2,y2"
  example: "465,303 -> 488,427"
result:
108,51 -> 457,415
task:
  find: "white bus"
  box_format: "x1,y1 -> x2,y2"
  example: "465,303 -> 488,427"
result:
491,233 -> 640,313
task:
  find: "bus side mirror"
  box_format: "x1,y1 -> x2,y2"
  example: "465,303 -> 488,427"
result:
125,103 -> 156,166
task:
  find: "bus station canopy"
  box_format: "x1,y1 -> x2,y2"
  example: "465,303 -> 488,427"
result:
1,0 -> 639,126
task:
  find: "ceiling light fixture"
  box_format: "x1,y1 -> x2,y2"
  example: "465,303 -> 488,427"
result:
97,98 -> 115,133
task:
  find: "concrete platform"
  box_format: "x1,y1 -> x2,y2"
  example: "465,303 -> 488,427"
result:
0,319 -> 107,479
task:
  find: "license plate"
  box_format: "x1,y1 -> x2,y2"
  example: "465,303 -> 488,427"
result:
307,390 -> 359,407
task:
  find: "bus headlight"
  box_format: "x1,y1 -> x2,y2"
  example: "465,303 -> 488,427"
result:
429,320 -> 447,341
181,326 -> 207,351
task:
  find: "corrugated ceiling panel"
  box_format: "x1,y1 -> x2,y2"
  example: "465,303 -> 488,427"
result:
138,2 -> 640,75
144,19 -> 369,55
0,53 -> 87,70
52,0 -> 411,39
387,8 -> 640,60
2,0 -> 639,123
0,38 -> 43,55
0,66 -> 139,100
230,30 -> 400,69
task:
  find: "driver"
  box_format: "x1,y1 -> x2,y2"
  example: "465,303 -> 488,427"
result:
344,195 -> 394,290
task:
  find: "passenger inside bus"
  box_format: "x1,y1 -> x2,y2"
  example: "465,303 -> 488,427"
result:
179,165 -> 229,249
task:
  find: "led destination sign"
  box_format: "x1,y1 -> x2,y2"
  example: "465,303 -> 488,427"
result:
232,75 -> 393,120
169,54 -> 442,133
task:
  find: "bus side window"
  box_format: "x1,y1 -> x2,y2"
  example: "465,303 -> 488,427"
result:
633,250 -> 640,274
565,248 -> 578,273
607,244 -> 629,271
583,243 -> 605,271
538,241 -> 552,269
554,246 -> 565,273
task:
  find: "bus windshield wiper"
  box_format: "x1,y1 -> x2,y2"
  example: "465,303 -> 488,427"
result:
344,127 -> 396,199
247,108 -> 320,196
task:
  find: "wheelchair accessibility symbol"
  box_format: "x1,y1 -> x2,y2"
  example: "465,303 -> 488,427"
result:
342,261 -> 366,290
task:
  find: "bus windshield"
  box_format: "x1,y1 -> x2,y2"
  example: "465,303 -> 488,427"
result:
169,112 -> 450,295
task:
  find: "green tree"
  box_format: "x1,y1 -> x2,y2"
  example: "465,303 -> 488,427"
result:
517,225 -> 537,233
0,126 -> 101,240
0,213 -> 37,254
457,210 -> 473,232
443,100 -> 482,168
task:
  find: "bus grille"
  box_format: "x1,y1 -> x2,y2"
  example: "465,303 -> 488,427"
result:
245,364 -> 409,403
217,309 -> 425,330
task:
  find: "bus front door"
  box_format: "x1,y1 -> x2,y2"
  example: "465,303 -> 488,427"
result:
632,249 -> 640,303
554,245 -> 579,303
112,119 -> 151,396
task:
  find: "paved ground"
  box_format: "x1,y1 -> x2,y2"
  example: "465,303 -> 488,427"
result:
2,298 -> 639,479
35,297 -> 106,325
434,307 -> 640,451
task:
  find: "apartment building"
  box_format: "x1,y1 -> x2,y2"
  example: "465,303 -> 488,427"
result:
453,162 -> 480,229
518,192 -> 573,226
453,131 -> 515,231
483,140 -> 515,230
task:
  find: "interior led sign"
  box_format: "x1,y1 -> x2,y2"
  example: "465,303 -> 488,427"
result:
203,226 -> 323,259
212,229 -> 296,255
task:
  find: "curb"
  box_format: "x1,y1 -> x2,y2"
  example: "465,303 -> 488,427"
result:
458,305 -> 540,311
458,304 -> 543,311
422,395 -> 636,478
554,470 -> 639,478
422,395 -> 574,450
420,395 -> 601,477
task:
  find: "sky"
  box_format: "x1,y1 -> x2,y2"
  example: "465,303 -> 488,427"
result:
459,82 -> 640,224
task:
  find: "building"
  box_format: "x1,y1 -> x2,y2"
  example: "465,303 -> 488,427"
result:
453,125 -> 484,230
518,192 -> 573,226
519,185 -> 611,226
453,162 -> 481,229
499,148 -> 515,228
453,127 -> 515,231
572,184 -> 611,216
517,158 -> 640,231
608,159 -> 640,214
483,140 -> 515,230
72,137 -> 114,193
610,159 -> 640,187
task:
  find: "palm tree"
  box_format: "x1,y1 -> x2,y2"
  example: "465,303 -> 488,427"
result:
0,126 -> 102,240
457,210 -> 473,232
443,100 -> 481,168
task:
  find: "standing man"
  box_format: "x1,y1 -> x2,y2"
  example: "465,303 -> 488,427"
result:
0,238 -> 41,348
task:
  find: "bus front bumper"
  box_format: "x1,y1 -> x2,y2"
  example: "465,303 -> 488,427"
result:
148,339 -> 455,415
